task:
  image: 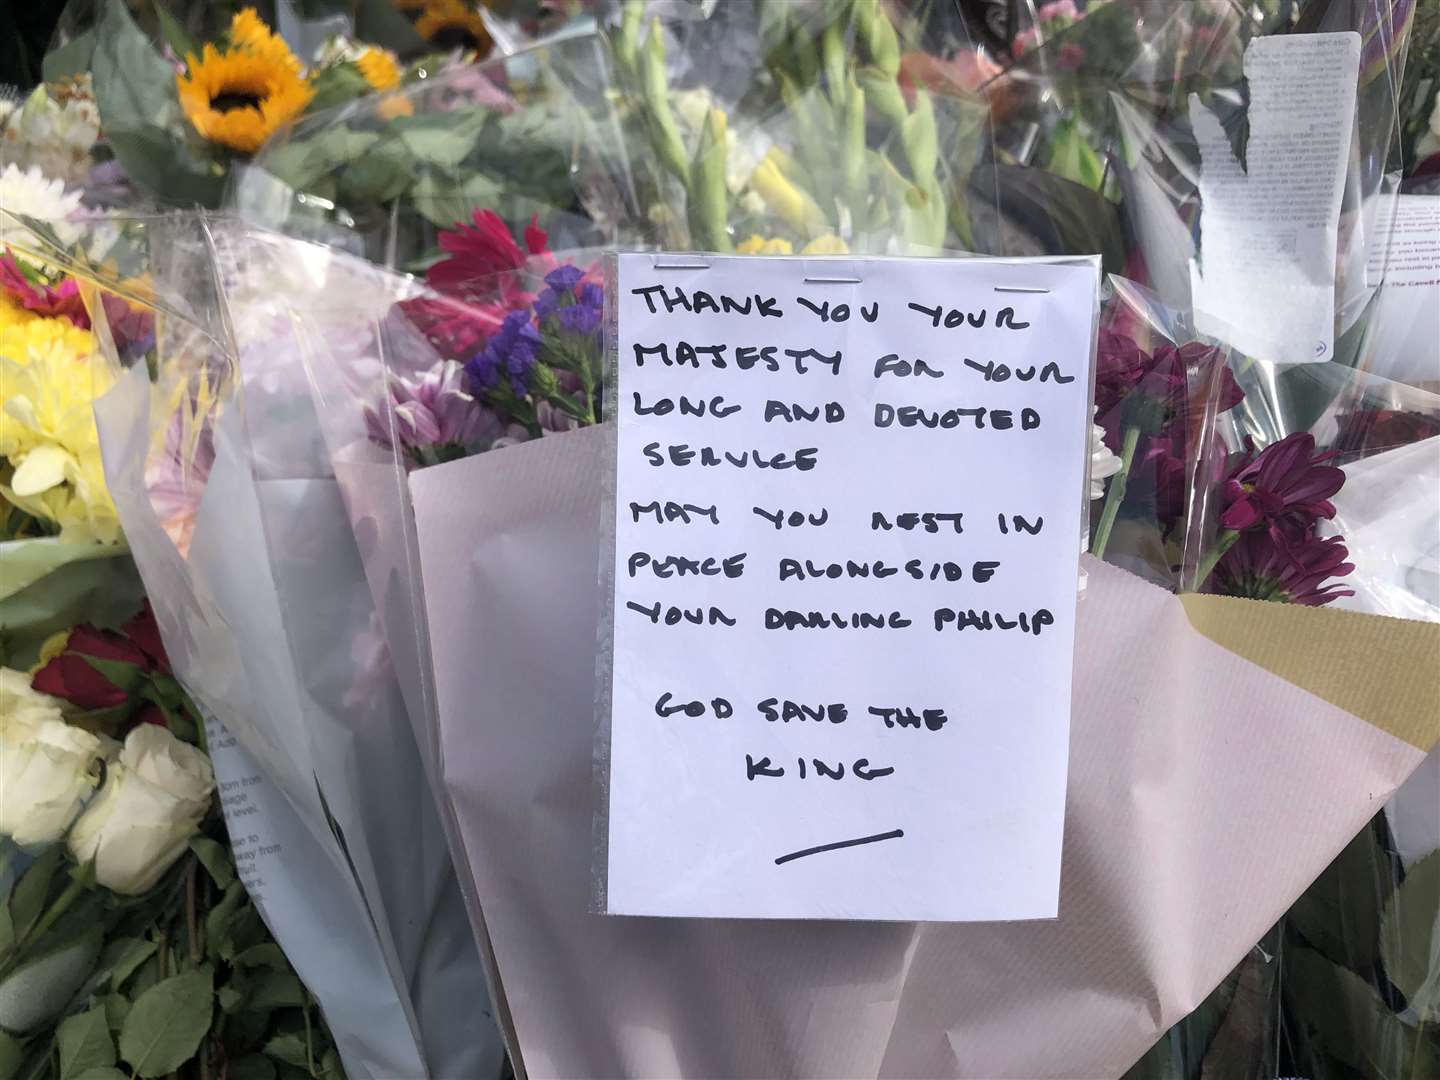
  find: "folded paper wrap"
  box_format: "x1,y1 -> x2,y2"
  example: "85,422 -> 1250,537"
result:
407,424 -> 1439,1079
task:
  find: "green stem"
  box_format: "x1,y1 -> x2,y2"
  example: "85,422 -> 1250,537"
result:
1090,425 -> 1141,560
18,874 -> 86,951
1190,529 -> 1240,593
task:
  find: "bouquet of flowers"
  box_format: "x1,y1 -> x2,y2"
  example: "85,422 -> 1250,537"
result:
0,605 -> 345,1080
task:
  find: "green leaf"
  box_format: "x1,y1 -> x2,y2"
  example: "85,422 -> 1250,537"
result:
42,29 -> 98,81
260,127 -> 379,192
1381,849 -> 1440,1021
226,1056 -> 276,1080
1289,819 -> 1395,974
0,1031 -> 25,1080
410,170 -> 503,230
339,137 -> 415,204
1044,118 -> 1107,193
204,882 -> 246,960
188,839 -> 235,890
71,1070 -> 129,1080
306,64 -> 372,114
118,968 -> 213,1078
103,938 -> 158,991
1285,944 -> 1430,1080
58,1008 -> 115,1080
390,110 -> 488,170
0,903 -> 13,955
9,847 -> 62,942
261,1034 -> 309,1070
100,994 -> 130,1031
150,0 -> 199,61
247,973 -> 305,1011
232,944 -> 288,972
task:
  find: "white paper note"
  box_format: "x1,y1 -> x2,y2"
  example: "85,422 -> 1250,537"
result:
604,253 -> 1097,921
1361,195 -> 1440,387
1189,32 -> 1360,364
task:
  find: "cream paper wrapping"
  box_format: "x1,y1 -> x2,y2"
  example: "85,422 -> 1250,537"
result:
404,425 -> 1439,1079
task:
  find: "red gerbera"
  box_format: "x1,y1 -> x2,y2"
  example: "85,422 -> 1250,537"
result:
425,210 -> 549,296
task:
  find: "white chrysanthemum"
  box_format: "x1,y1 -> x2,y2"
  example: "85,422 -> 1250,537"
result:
312,33 -> 366,69
1417,90 -> 1440,160
1089,406 -> 1123,501
0,84 -> 100,186
0,163 -> 83,255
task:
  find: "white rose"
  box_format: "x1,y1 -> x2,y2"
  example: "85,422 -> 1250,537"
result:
1417,91 -> 1440,160
0,669 -> 107,846
67,725 -> 215,895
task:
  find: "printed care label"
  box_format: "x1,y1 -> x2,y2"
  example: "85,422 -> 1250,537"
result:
605,254 -> 1097,921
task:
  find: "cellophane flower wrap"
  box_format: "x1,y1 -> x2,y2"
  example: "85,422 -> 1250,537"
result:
0,204 -> 508,1078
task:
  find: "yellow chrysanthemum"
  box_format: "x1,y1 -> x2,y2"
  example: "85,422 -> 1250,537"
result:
356,47 -> 403,93
737,235 -> 794,256
801,234 -> 849,255
229,7 -> 304,75
0,308 -> 94,368
750,150 -> 829,235
177,44 -> 314,155
415,0 -> 491,51
0,316 -> 119,544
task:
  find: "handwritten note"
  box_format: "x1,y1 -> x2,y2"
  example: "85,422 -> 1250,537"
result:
1189,32 -> 1360,364
603,254 -> 1097,921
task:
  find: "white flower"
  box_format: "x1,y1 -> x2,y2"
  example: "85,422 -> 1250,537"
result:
312,33 -> 366,69
0,163 -> 83,256
0,84 -> 100,185
1417,90 -> 1440,160
67,724 -> 215,895
0,669 -> 107,847
1089,406 -> 1123,501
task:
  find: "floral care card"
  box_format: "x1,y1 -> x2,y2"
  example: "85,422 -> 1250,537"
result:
602,253 -> 1099,921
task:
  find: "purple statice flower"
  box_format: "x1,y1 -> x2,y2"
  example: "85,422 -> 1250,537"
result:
465,308 -> 542,396
533,287 -> 561,320
558,301 -> 601,336
578,281 -> 603,309
365,359 -> 496,462
544,264 -> 585,293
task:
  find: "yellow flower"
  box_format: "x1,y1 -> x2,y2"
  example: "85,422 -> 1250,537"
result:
736,235 -> 794,256
415,0 -> 491,52
0,309 -> 94,368
750,150 -> 829,235
376,94 -> 415,120
0,316 -> 119,544
355,47 -> 403,93
229,8 -> 304,75
801,234 -> 849,255
177,44 -> 314,155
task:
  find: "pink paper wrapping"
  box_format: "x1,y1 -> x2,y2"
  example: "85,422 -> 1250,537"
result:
408,426 -> 1429,1079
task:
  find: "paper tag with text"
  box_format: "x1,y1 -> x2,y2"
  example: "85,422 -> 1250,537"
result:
602,254 -> 1098,921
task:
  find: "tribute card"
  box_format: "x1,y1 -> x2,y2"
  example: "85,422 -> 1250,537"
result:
603,253 -> 1098,921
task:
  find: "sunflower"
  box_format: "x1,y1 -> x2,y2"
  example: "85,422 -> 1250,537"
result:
228,7 -> 304,75
414,0 -> 491,52
355,47 -> 403,93
177,44 -> 314,155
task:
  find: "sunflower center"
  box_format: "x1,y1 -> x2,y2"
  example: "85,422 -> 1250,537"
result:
428,25 -> 481,50
211,91 -> 264,113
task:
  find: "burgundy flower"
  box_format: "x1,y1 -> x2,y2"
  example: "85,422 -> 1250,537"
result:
1219,433 -> 1346,543
1208,530 -> 1355,606
0,251 -> 90,327
1333,409 -> 1440,457
1094,327 -> 1149,418
99,293 -> 156,360
31,610 -> 165,710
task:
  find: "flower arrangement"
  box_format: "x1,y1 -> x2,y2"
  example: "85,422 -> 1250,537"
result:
0,605 -> 342,1080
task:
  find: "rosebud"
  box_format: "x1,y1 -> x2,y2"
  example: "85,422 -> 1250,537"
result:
0,669 -> 108,847
67,725 -> 214,895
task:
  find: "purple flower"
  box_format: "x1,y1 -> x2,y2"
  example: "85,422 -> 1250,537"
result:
579,282 -> 604,309
533,287 -> 561,320
366,360 -> 496,462
466,308 -> 542,396
1208,530 -> 1355,607
544,265 -> 584,293
558,302 -> 601,336
1219,433 -> 1345,545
